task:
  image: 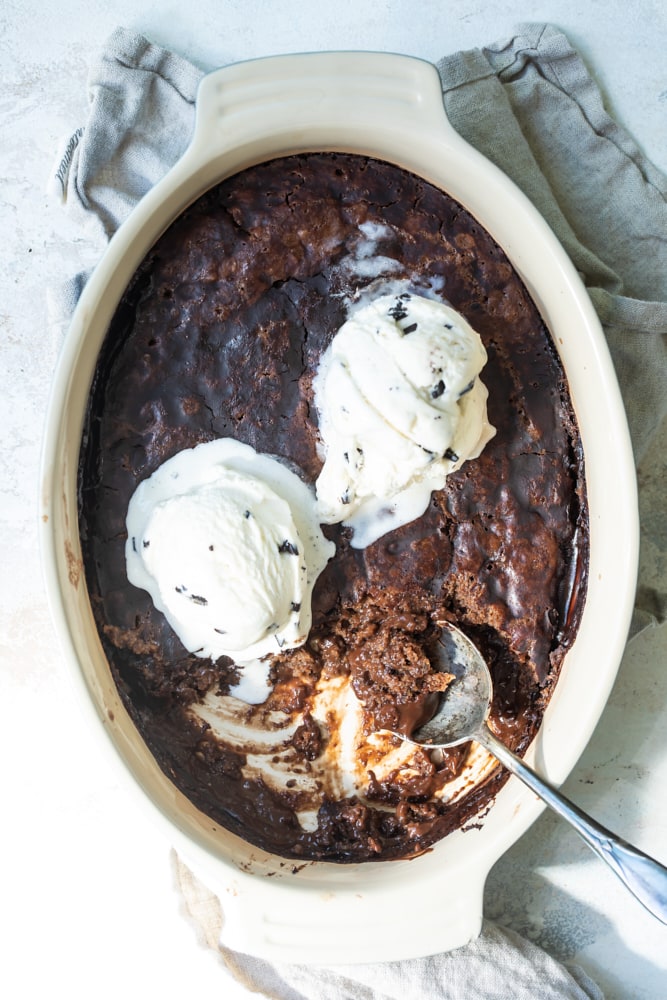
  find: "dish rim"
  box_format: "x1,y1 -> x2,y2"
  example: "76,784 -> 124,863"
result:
39,50 -> 639,964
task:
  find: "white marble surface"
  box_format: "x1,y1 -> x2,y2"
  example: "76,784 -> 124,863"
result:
2,1 -> 666,997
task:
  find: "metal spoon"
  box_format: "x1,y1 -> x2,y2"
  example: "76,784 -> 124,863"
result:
392,622 -> 667,924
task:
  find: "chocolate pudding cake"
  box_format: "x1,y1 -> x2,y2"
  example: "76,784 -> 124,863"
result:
78,152 -> 588,862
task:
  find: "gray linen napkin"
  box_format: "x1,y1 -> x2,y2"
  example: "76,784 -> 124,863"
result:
49,22 -> 667,999
437,22 -> 667,467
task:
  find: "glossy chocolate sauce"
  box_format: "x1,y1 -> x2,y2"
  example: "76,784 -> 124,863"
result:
78,153 -> 588,861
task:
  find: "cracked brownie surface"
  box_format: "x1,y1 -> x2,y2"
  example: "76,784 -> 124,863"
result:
79,153 -> 588,861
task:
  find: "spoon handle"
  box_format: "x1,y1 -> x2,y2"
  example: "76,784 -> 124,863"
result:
479,726 -> 667,924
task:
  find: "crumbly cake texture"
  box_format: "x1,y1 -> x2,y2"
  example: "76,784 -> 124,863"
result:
78,152 -> 588,862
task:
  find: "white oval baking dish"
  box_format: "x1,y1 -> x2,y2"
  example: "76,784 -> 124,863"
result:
40,52 -> 638,965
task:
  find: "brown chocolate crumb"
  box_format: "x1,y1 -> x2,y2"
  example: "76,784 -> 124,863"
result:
291,713 -> 323,760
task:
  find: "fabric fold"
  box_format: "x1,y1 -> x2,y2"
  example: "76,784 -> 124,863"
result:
59,25 -> 204,238
438,23 -> 667,463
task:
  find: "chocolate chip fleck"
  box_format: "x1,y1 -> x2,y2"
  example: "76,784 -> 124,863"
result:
131,536 -> 137,553
431,380 -> 446,399
278,540 -> 299,555
290,602 -> 301,613
403,322 -> 418,335
388,302 -> 408,321
142,539 -> 150,548
190,594 -> 208,606
444,448 -> 459,462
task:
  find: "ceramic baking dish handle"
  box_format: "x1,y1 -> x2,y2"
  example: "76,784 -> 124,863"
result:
186,52 -> 466,168
216,866 -> 487,964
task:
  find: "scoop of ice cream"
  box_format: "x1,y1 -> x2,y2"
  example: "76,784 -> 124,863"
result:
314,292 -> 495,547
126,439 -> 334,663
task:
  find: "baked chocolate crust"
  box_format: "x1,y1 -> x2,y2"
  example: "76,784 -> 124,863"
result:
78,152 -> 588,862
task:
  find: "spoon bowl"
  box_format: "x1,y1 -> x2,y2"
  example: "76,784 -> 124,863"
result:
390,621 -> 667,925
406,623 -> 492,747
